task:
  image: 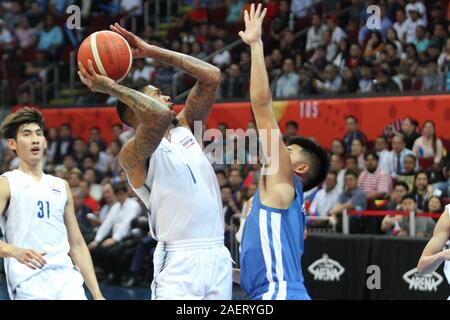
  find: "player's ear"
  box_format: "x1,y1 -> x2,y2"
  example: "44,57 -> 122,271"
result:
6,138 -> 17,151
293,163 -> 309,175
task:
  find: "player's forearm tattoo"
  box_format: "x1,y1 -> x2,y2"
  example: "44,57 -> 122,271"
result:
152,47 -> 220,125
108,83 -> 174,170
154,48 -> 217,82
108,82 -> 169,119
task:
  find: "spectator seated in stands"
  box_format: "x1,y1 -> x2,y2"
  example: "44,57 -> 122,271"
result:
412,171 -> 434,211
357,151 -> 392,201
329,169 -> 367,233
374,67 -> 400,93
412,120 -> 443,169
350,138 -> 366,170
397,154 -> 418,192
221,63 -> 247,99
36,15 -> 63,57
424,196 -> 444,220
308,171 -> 340,227
306,13 -> 326,53
387,181 -> 410,210
275,58 -> 299,98
313,63 -> 342,94
88,183 -> 142,284
343,115 -> 367,155
382,193 -> 435,238
388,133 -> 416,178
225,0 -> 244,24
400,117 -> 420,151
330,153 -> 345,192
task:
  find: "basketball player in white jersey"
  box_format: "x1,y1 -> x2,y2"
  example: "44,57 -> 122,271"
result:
417,204 -> 450,298
78,24 -> 232,299
0,107 -> 103,300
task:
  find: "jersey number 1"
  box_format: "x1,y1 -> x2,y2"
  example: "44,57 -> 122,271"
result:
37,201 -> 50,219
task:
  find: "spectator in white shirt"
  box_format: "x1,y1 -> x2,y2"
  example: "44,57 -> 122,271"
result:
212,39 -> 231,70
309,171 -> 341,218
306,13 -> 326,52
88,183 -> 142,283
404,7 -> 426,44
405,0 -> 427,25
131,59 -> 154,87
326,15 -> 347,44
393,9 -> 408,44
376,135 -> 391,174
330,153 -> 345,192
314,63 -> 342,94
88,182 -> 118,228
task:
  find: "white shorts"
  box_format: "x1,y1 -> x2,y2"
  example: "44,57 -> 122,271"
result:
13,267 -> 87,300
151,237 -> 233,300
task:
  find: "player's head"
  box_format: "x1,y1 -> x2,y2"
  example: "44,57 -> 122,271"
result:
116,85 -> 173,129
285,136 -> 329,191
0,107 -> 46,164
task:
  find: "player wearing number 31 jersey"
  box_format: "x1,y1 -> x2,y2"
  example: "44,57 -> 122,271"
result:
0,107 -> 103,300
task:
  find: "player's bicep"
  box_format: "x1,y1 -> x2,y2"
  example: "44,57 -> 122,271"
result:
421,210 -> 450,257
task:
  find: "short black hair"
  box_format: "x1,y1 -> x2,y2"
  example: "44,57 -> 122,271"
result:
346,115 -> 358,123
364,151 -> 379,161
286,120 -> 298,130
344,169 -> 358,178
286,136 -> 329,191
1,107 -> 45,139
401,193 -> 416,203
393,181 -> 409,192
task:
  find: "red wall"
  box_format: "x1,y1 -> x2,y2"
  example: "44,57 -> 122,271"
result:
16,94 -> 450,147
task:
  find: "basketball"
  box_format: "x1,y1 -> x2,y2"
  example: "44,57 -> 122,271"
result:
77,30 -> 132,82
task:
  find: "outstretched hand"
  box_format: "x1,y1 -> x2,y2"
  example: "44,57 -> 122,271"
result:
238,3 -> 267,46
110,23 -> 150,59
78,60 -> 115,94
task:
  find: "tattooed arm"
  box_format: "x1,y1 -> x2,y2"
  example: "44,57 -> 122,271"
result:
110,23 -> 221,130
78,60 -> 174,188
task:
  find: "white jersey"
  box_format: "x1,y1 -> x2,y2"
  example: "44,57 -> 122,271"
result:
130,126 -> 223,242
0,170 -> 74,296
444,204 -> 450,285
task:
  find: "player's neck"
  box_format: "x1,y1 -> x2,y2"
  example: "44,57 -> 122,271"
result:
18,161 -> 43,181
164,121 -> 178,141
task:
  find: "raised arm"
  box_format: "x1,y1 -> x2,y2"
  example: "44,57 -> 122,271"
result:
110,23 -> 221,130
417,208 -> 450,274
239,4 -> 294,208
78,60 -> 174,188
63,181 -> 104,300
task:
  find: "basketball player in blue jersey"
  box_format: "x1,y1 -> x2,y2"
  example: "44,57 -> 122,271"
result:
237,4 -> 329,300
0,107 -> 103,300
417,204 -> 450,298
78,24 -> 232,299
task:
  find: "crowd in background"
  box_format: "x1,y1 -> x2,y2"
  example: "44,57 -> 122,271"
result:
1,0 -> 450,105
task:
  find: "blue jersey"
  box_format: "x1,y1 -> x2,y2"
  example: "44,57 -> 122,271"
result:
240,175 -> 310,300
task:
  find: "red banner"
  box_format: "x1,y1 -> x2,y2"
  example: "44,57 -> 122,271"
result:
19,94 -> 450,147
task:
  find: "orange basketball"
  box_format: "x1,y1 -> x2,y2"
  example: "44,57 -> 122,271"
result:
77,30 -> 132,82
